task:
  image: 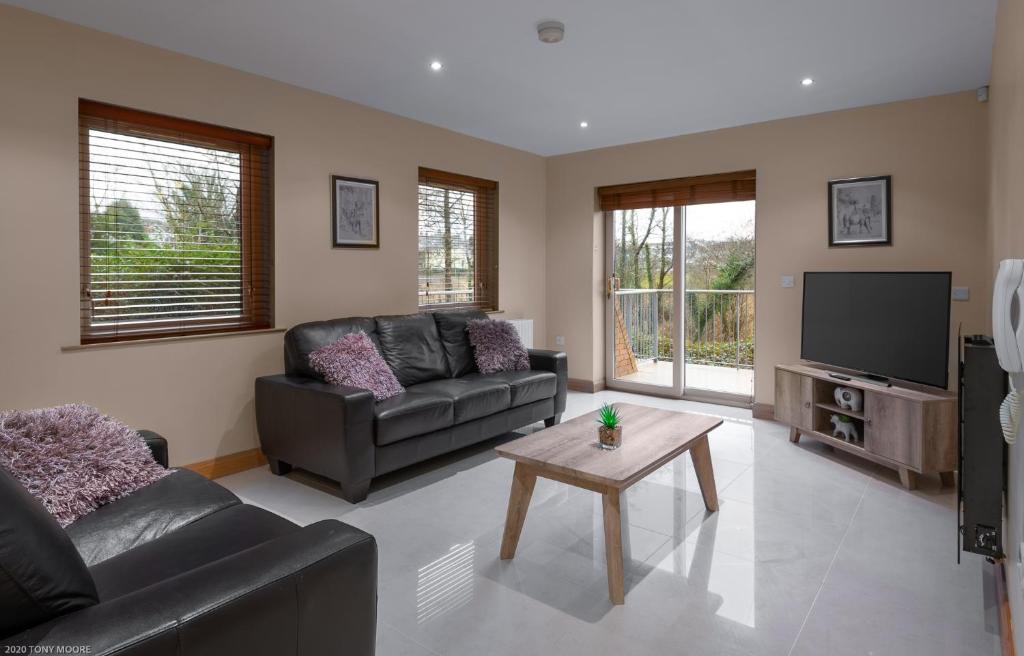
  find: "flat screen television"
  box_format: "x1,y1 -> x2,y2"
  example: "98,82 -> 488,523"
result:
800,271 -> 952,388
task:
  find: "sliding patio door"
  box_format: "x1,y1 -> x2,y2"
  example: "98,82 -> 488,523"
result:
605,201 -> 756,402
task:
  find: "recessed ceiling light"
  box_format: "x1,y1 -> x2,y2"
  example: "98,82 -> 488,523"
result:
801,77 -> 814,86
579,121 -> 589,128
430,60 -> 443,72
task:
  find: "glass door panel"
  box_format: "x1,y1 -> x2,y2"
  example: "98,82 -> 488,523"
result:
682,201 -> 756,398
607,208 -> 680,392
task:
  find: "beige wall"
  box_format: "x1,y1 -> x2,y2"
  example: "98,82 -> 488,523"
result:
0,6 -> 547,466
990,0 -> 1024,264
546,92 -> 991,403
988,0 -> 1024,651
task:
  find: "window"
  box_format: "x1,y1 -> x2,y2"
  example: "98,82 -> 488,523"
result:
78,100 -> 273,343
417,167 -> 498,310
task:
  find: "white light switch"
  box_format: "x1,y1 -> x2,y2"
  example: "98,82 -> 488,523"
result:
781,275 -> 795,288
952,287 -> 970,301
555,335 -> 565,346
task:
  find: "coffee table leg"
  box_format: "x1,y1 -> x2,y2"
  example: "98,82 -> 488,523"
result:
690,435 -> 719,512
602,489 -> 626,605
500,463 -> 537,560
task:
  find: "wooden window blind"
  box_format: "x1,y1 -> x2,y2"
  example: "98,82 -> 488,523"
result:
597,170 -> 756,211
417,167 -> 498,311
78,100 -> 273,343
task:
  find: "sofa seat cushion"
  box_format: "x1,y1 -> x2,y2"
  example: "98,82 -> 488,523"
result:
374,391 -> 454,446
89,504 -> 298,601
478,370 -> 558,407
66,469 -> 240,566
410,377 -> 512,424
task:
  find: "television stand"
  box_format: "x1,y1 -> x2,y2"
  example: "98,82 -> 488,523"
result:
775,363 -> 956,490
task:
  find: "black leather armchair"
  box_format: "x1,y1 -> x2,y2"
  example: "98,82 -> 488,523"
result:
257,311 -> 568,502
1,431 -> 378,656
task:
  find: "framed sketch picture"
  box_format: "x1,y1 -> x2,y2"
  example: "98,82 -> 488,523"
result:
332,175 -> 379,248
828,175 -> 892,247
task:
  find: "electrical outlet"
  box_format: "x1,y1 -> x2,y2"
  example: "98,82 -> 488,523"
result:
952,287 -> 970,301
555,335 -> 565,346
781,275 -> 795,288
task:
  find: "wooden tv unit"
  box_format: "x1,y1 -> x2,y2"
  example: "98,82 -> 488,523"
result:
774,363 -> 956,490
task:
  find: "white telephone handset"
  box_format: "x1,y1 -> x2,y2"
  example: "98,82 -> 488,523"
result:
992,259 -> 1024,444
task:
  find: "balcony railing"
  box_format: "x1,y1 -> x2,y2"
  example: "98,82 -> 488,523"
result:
615,288 -> 754,369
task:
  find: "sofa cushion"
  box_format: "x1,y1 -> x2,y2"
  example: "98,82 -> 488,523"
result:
0,404 -> 171,528
66,468 -> 240,566
477,370 -> 558,407
433,309 -> 489,377
0,465 -> 98,639
284,317 -> 379,378
374,391 -> 454,446
309,331 -> 404,401
375,313 -> 449,386
467,319 -> 531,373
89,504 -> 298,601
410,377 -> 511,424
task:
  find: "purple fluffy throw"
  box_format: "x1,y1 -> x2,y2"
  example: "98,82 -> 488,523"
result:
466,319 -> 531,374
308,331 -> 405,401
0,404 -> 169,527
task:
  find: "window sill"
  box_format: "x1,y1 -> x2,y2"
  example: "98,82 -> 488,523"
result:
61,327 -> 286,352
418,307 -> 504,314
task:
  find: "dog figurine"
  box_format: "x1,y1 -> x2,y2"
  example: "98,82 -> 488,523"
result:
830,414 -> 859,442
834,386 -> 863,413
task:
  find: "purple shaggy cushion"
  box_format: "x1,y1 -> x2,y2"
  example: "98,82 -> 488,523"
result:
0,404 -> 170,527
466,319 -> 531,374
308,331 -> 404,401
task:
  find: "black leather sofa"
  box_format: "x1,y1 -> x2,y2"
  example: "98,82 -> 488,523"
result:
0,432 -> 377,656
256,310 -> 568,502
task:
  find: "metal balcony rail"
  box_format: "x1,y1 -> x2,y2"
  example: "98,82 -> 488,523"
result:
615,288 -> 754,369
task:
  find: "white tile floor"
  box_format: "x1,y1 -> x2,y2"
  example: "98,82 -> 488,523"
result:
219,391 -> 1001,656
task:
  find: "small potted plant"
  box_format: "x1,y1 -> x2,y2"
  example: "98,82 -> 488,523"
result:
597,403 -> 623,450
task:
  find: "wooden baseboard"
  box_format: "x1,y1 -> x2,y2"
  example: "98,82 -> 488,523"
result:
997,559 -> 1017,656
568,378 -> 606,393
183,447 -> 267,479
752,403 -> 775,420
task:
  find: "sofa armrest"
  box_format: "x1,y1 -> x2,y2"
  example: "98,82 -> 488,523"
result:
529,349 -> 568,415
3,520 -> 377,656
255,375 -> 375,488
136,430 -> 169,468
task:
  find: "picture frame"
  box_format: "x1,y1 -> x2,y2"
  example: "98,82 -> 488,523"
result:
331,175 -> 379,248
828,175 -> 892,247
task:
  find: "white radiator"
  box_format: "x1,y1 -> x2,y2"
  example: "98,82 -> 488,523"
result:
507,319 -> 534,348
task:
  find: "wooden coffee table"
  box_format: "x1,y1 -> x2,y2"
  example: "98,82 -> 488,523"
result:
495,403 -> 722,604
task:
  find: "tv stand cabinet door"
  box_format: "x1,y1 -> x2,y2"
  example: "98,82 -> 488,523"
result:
864,393 -> 919,468
775,369 -> 812,430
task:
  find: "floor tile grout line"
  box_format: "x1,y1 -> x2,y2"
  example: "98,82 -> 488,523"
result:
785,478 -> 869,656
381,620 -> 444,656
714,462 -> 753,496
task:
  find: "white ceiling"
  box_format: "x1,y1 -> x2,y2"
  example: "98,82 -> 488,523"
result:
9,0 -> 998,156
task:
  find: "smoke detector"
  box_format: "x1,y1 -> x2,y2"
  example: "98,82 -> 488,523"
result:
537,21 -> 565,44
